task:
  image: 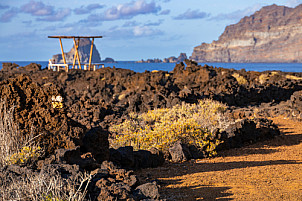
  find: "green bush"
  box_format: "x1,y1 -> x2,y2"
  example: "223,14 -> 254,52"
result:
110,99 -> 231,157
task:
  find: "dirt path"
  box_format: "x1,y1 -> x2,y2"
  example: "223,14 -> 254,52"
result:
135,117 -> 302,200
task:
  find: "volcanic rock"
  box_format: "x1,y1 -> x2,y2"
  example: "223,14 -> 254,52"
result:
82,127 -> 110,163
217,118 -> 280,150
134,181 -> 161,200
162,53 -> 188,63
109,146 -> 165,169
0,75 -> 86,156
168,141 -> 192,163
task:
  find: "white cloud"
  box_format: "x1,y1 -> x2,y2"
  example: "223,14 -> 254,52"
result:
0,8 -> 18,22
37,8 -> 71,22
144,19 -> 164,26
174,9 -> 210,20
285,0 -> 302,7
159,9 -> 170,15
123,20 -> 141,27
74,4 -> 104,15
87,0 -> 161,21
210,4 -> 262,21
20,1 -> 71,22
133,26 -> 163,36
21,0 -> 54,16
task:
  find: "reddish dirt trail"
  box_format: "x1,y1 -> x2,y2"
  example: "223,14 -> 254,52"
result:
136,117 -> 302,200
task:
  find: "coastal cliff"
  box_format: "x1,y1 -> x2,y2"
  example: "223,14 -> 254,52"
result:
52,38 -> 101,63
191,4 -> 302,63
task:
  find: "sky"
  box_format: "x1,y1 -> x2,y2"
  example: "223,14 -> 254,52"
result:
0,0 -> 301,61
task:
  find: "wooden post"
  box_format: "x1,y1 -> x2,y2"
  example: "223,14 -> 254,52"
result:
72,50 -> 77,69
72,37 -> 81,69
59,38 -> 66,64
72,48 -> 77,69
89,38 -> 94,71
76,38 -> 81,69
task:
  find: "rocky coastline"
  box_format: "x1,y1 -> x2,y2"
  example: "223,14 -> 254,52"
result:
191,4 -> 302,63
0,61 -> 301,200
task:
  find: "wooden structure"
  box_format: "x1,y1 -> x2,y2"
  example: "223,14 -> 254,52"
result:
48,36 -> 103,72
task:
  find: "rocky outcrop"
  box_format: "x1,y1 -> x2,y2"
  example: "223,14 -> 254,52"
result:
102,57 -> 116,63
191,4 -> 302,63
0,75 -> 86,156
137,53 -> 187,63
163,53 -> 187,63
52,38 -> 101,63
217,118 -> 280,150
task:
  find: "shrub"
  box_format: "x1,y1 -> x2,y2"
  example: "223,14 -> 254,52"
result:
285,75 -> 302,80
0,99 -> 42,167
109,99 -> 231,157
258,73 -> 270,84
232,73 -> 248,85
6,145 -> 42,166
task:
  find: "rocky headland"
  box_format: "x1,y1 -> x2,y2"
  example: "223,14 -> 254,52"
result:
191,4 -> 302,62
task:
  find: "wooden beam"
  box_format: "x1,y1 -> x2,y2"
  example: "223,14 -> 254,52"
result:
49,36 -> 103,39
88,38 -> 94,71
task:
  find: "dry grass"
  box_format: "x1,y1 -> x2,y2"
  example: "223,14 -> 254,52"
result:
0,99 -> 41,167
1,171 -> 92,201
0,99 -> 22,167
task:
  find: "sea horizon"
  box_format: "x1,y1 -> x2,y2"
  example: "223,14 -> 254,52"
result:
1,60 -> 302,73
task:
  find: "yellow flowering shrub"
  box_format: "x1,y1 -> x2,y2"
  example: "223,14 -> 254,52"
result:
110,99 -> 231,157
232,73 -> 248,85
6,145 -> 42,166
43,193 -> 65,201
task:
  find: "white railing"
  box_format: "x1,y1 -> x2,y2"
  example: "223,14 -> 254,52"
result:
48,60 -> 105,72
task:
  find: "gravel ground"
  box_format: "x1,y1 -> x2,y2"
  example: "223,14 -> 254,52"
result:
135,116 -> 302,200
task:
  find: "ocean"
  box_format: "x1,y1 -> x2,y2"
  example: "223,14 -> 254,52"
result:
1,61 -> 302,73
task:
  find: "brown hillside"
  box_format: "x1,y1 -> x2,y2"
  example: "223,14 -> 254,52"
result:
191,4 -> 302,63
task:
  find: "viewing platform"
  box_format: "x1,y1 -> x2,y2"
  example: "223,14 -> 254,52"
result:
48,35 -> 103,72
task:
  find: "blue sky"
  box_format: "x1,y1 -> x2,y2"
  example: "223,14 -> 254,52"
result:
0,0 -> 301,61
